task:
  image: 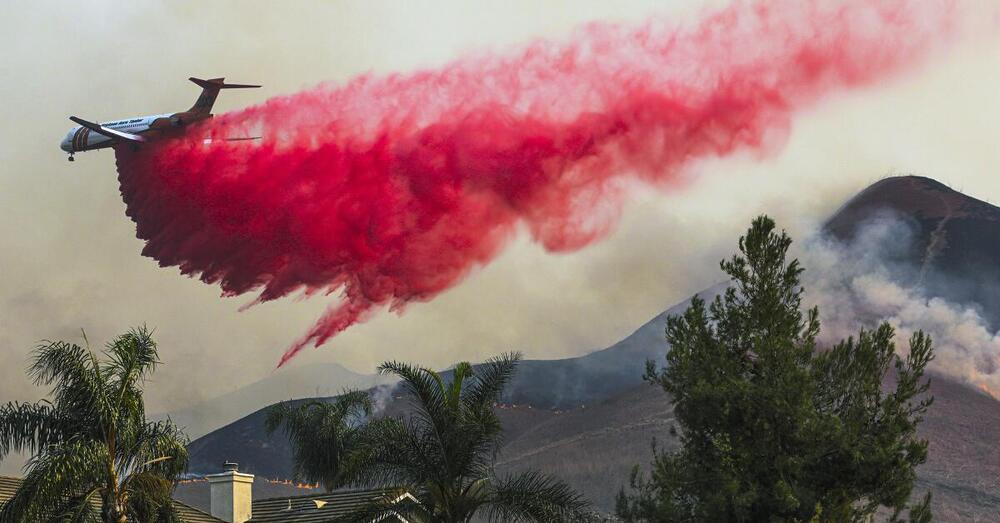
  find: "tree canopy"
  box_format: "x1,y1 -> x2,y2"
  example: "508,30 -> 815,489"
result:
266,390 -> 372,492
335,352 -> 591,523
0,327 -> 188,523
616,216 -> 934,522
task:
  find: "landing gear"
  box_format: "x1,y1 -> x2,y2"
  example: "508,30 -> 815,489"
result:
67,154 -> 75,162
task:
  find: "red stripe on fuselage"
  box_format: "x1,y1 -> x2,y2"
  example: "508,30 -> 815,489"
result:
72,127 -> 84,151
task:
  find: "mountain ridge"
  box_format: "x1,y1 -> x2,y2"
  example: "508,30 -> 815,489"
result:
156,362 -> 393,439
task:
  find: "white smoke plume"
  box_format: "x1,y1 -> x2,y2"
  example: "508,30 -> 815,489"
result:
800,215 -> 1000,398
369,384 -> 397,416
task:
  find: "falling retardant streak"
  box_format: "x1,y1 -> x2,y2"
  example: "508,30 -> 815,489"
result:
114,0 -> 958,366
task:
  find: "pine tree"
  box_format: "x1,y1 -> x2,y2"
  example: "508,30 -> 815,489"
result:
616,216 -> 934,522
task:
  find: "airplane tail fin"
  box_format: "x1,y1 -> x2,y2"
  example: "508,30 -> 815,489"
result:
188,77 -> 261,115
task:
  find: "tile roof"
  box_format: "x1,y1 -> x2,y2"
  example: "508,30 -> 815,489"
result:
0,475 -> 224,523
249,489 -> 410,523
175,502 -> 226,523
0,476 -> 19,503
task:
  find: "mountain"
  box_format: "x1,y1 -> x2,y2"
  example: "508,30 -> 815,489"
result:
156,362 -> 392,439
498,290 -> 715,409
176,176 -> 1000,520
827,175 -> 1000,327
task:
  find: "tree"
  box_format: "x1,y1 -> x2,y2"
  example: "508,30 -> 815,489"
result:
616,216 -> 934,522
265,390 -> 372,492
0,327 -> 188,523
338,352 -> 591,522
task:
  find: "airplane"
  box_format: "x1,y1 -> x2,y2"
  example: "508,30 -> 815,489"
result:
60,77 -> 260,161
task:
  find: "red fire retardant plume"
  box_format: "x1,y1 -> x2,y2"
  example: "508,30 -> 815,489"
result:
115,0 -> 957,366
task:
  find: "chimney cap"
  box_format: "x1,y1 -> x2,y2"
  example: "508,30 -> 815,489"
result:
223,461 -> 239,472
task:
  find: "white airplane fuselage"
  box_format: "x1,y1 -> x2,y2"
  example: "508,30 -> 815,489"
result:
60,113 -> 171,154
60,77 -> 260,161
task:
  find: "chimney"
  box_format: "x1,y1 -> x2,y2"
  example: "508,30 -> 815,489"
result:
207,462 -> 254,523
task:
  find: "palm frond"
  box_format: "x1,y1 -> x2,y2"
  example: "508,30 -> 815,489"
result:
118,419 -> 189,482
463,352 -> 521,409
50,487 -> 101,523
334,389 -> 374,420
124,471 -> 177,521
453,404 -> 504,478
0,401 -> 68,460
29,340 -> 111,435
485,470 -> 591,522
447,363 -> 473,409
343,417 -> 437,489
106,327 -> 160,380
266,391 -> 371,490
0,438 -> 107,522
377,361 -> 448,424
376,362 -> 457,473
105,326 -> 160,413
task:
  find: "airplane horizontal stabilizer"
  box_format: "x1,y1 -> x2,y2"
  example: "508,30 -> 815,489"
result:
189,77 -> 261,89
69,116 -> 146,143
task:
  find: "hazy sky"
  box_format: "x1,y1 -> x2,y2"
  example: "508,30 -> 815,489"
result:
1,0 -> 999,427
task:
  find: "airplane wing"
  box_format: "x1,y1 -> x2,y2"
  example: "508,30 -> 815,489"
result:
69,116 -> 147,143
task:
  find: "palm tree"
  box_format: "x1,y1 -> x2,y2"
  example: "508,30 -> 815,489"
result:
265,390 -> 372,492
0,327 -> 188,523
339,352 -> 591,523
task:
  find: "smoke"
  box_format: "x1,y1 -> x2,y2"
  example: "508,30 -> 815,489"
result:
802,215 -> 1000,399
369,384 -> 396,416
113,0 -> 959,366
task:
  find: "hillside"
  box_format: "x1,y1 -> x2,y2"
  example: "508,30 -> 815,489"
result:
177,176 -> 1000,520
500,285 -> 726,410
495,373 -> 1000,519
156,362 -> 393,439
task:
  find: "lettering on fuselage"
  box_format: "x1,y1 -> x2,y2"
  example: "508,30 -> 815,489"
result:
104,118 -> 145,127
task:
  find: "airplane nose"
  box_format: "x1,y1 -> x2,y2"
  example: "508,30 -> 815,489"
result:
60,130 -> 75,152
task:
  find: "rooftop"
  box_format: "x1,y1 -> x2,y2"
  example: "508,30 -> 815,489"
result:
1,474 -> 414,523
249,488 -> 412,523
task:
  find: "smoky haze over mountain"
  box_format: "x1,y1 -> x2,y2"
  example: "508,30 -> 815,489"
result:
805,177 -> 1000,397
806,220 -> 1000,397
2,2 -> 1000,480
